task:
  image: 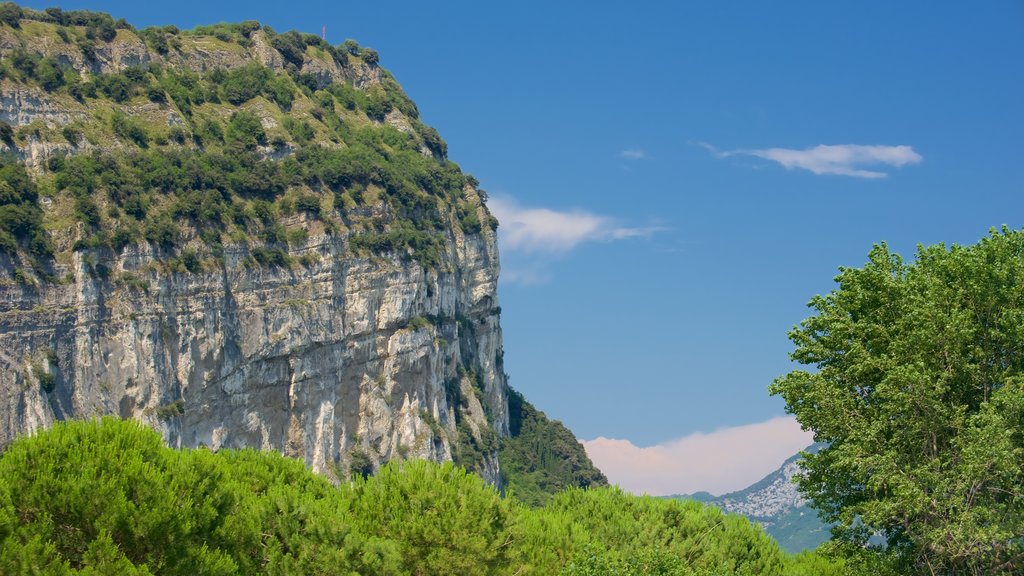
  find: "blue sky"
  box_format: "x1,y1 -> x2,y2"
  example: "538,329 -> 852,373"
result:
26,0 -> 1024,492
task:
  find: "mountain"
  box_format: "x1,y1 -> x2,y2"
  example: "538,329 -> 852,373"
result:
499,388 -> 608,506
0,3 -> 602,493
669,444 -> 831,553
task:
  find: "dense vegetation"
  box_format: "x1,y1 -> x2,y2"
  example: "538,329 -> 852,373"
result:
771,227 -> 1024,575
0,418 -> 850,575
0,3 -> 492,275
499,388 -> 608,507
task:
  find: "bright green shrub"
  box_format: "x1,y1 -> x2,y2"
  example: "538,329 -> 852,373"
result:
348,459 -> 517,576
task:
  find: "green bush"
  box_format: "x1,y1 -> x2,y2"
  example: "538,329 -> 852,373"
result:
270,30 -> 307,68
0,122 -> 13,145
225,110 -> 266,150
349,459 -> 516,576
0,416 -> 839,576
35,57 -> 64,91
0,418 -> 403,574
0,2 -> 23,28
111,112 -> 148,147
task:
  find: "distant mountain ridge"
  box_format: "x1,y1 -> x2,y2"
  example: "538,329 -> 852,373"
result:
669,444 -> 831,554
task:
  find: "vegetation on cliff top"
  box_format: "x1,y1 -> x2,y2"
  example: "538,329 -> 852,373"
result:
0,2 -> 495,278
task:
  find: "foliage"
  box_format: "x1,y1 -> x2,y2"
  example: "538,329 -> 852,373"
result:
769,228 -> 1024,575
0,8 -> 495,275
512,486 -> 795,575
500,388 -> 608,507
0,159 -> 49,259
0,2 -> 23,28
0,418 -> 401,574
224,110 -> 266,150
348,459 -> 516,575
0,417 -> 854,575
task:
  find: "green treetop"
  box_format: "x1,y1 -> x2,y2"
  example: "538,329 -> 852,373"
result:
770,227 -> 1024,575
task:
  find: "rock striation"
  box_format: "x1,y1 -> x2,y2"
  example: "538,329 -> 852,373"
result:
0,220 -> 507,482
0,8 -> 510,485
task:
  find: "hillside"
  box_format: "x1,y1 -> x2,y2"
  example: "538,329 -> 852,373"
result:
671,445 -> 831,553
499,388 -> 608,505
0,2 -> 601,495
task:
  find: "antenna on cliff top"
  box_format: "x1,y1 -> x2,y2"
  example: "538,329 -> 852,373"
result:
322,25 -> 326,41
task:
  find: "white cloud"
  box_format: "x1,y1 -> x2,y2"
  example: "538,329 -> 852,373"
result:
488,196 -> 664,255
581,416 -> 815,496
703,143 -> 922,178
620,148 -> 647,160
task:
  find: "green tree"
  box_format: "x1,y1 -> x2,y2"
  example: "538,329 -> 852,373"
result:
769,228 -> 1024,575
348,459 -> 516,576
225,110 -> 266,150
0,2 -> 22,28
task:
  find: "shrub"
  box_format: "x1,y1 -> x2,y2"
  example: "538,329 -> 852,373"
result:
221,63 -> 269,105
111,112 -> 148,147
294,194 -> 321,215
225,111 -> 266,150
36,57 -> 64,91
143,213 -> 179,248
97,74 -> 133,102
342,39 -> 360,56
251,246 -> 290,267
36,369 -> 55,392
283,117 -> 314,143
271,30 -> 307,68
62,125 -> 81,146
0,122 -> 13,145
361,48 -> 379,65
0,2 -> 23,28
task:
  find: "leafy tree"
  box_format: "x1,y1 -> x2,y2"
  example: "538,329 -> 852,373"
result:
769,228 -> 1024,575
0,417 -> 403,574
220,63 -> 269,105
362,48 -> 380,65
225,111 -> 266,150
36,57 -> 65,92
270,30 -> 306,68
342,39 -> 361,56
0,2 -> 21,28
348,459 -> 516,576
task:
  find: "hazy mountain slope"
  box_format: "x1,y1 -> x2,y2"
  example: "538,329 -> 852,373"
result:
669,444 -> 831,553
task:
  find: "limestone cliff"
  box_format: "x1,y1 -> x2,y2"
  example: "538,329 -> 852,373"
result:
0,7 -> 511,483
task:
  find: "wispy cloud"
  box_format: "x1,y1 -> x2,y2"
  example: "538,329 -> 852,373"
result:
581,416 -> 815,496
620,148 -> 647,160
701,143 -> 922,178
488,196 -> 665,255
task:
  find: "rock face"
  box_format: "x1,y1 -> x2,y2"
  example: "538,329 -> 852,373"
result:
0,218 -> 507,483
674,445 -> 831,553
0,13 -> 510,485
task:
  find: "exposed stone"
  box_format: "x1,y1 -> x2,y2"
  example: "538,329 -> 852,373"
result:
0,227 -> 507,484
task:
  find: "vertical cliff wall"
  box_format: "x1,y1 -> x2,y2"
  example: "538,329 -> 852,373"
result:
0,214 -> 507,482
0,10 -> 509,483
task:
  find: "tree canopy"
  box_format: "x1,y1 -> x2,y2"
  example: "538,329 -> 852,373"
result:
770,227 -> 1024,575
0,417 -> 849,575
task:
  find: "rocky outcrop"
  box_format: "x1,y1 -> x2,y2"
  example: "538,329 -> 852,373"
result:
0,15 -> 509,484
0,215 -> 508,482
